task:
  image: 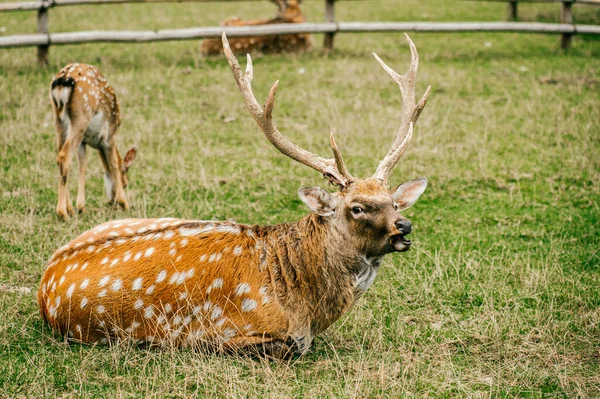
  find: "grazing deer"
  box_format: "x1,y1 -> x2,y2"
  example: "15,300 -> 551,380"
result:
200,0 -> 311,55
38,33 -> 430,358
50,63 -> 137,220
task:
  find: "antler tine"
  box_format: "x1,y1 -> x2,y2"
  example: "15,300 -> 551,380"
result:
372,33 -> 431,182
329,133 -> 353,182
222,33 -> 350,187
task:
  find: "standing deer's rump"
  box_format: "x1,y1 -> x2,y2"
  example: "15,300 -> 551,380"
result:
50,63 -> 137,220
38,34 -> 430,358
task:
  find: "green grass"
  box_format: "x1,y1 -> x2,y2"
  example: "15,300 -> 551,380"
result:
1,0 -> 599,397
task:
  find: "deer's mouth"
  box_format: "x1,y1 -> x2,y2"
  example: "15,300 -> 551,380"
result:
390,234 -> 412,252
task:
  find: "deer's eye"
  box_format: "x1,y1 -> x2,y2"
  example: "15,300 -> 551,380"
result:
393,203 -> 399,211
351,206 -> 365,215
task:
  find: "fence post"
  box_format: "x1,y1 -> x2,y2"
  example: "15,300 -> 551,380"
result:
37,1 -> 49,65
507,1 -> 518,21
323,0 -> 335,51
561,1 -> 573,49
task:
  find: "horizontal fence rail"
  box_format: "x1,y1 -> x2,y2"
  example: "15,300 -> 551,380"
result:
1,0 -> 599,64
3,0 -> 599,10
3,22 -> 600,49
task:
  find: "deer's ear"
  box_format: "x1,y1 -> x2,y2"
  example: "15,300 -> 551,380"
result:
393,178 -> 428,211
123,145 -> 137,171
298,187 -> 337,217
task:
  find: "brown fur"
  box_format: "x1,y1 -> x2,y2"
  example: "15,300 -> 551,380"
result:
200,0 -> 311,56
38,178 -> 422,357
50,63 -> 137,220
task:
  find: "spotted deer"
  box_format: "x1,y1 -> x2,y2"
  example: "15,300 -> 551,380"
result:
200,0 -> 311,55
50,63 -> 137,220
38,33 -> 430,358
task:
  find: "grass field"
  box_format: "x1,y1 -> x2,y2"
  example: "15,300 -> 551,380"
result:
1,0 -> 599,397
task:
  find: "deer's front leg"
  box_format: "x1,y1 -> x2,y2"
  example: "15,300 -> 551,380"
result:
76,143 -> 87,213
225,336 -> 301,360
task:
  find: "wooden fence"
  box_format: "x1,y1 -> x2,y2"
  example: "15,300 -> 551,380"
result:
0,0 -> 599,65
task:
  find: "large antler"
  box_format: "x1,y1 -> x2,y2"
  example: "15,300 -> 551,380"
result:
372,33 -> 431,182
222,33 -> 353,187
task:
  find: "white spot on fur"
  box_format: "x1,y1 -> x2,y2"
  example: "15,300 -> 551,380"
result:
58,276 -> 65,286
234,283 -> 251,296
180,238 -> 188,247
110,258 -> 119,267
241,299 -> 257,313
156,270 -> 167,283
123,251 -> 132,262
111,279 -> 122,291
222,328 -> 237,341
169,248 -> 176,256
134,299 -> 144,309
207,278 -> 223,294
215,318 -> 226,328
81,262 -> 88,271
98,289 -> 107,298
144,305 -> 154,318
96,305 -> 105,314
80,279 -> 89,290
145,285 -> 155,295
100,257 -> 109,265
169,273 -> 180,285
134,252 -> 142,261
126,321 -> 141,333
233,246 -> 243,256
80,297 -> 88,309
144,247 -> 155,257
164,303 -> 173,314
66,284 -> 76,299
211,306 -> 222,320
132,277 -> 143,291
259,286 -> 270,304
164,231 -> 175,239
98,276 -> 110,287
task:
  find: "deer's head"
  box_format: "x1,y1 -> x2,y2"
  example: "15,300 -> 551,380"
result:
223,33 -> 430,258
118,145 -> 137,189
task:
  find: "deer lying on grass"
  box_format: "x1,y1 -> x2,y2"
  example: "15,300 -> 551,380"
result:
50,63 -> 137,220
38,33 -> 430,358
200,0 -> 311,55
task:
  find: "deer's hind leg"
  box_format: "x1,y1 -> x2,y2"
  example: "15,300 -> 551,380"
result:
55,119 -> 85,220
76,143 -> 87,213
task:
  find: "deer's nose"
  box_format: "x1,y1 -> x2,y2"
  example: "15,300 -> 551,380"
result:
395,220 -> 412,235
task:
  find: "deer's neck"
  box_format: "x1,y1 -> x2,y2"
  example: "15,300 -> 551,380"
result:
259,214 -> 378,336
